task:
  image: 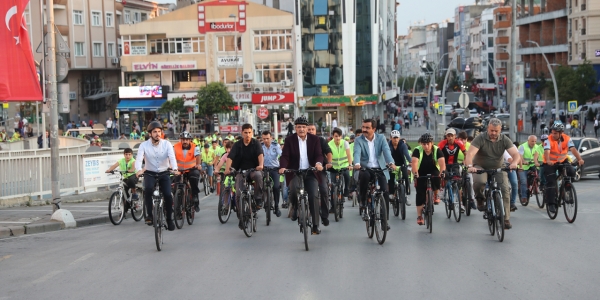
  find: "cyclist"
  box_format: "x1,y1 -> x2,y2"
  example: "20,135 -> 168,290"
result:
543,121 -> 584,214
411,133 -> 446,225
328,127 -> 353,207
388,130 -> 411,206
538,129 -> 549,187
200,143 -> 217,193
173,131 -> 201,212
261,130 -> 283,217
438,128 -> 467,175
504,146 -> 520,212
105,148 -> 139,210
134,121 -> 179,230
224,124 -> 264,229
307,123 -> 332,225
457,131 -> 476,209
193,135 -> 202,147
279,116 -> 325,235
464,118 -> 520,229
517,135 -> 541,206
353,119 -> 396,229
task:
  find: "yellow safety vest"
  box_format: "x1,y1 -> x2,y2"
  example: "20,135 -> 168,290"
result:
328,140 -> 350,169
415,145 -> 440,171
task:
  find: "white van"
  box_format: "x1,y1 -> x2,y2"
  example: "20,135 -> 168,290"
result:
573,103 -> 600,115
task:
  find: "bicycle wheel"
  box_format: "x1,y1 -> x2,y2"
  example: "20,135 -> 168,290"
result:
563,184 -> 578,223
242,196 -> 253,237
464,180 -> 472,216
300,197 -> 309,251
494,192 -> 505,242
444,187 -> 452,219
546,184 -> 560,220
186,190 -> 195,225
108,191 -> 125,225
366,205 -> 374,239
332,186 -> 339,222
202,175 -> 209,196
537,184 -> 546,208
424,190 -> 431,230
452,184 -> 461,222
427,190 -> 433,233
218,188 -> 232,224
392,186 -> 400,217
374,195 -> 387,245
153,203 -> 162,251
399,184 -> 407,220
131,193 -> 144,222
265,187 -> 272,226
173,189 -> 184,229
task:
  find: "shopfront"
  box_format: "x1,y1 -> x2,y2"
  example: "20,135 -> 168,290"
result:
299,94 -> 379,135
251,92 -> 295,134
116,85 -> 168,134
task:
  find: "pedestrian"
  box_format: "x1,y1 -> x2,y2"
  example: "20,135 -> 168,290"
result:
531,114 -> 538,134
17,117 -> 24,136
551,107 -> 556,120
404,113 -> 410,130
106,117 -> 113,139
408,111 -> 413,125
594,117 -> 599,138
425,113 -> 430,130
286,119 -> 294,136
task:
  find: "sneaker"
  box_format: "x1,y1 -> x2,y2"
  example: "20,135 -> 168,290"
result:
255,199 -> 263,210
166,218 -> 175,231
469,199 -> 477,210
406,199 -> 412,206
275,208 -> 282,218
210,187 -> 215,193
328,207 -> 335,214
290,208 -> 298,221
282,202 -> 288,209
312,227 -> 321,235
476,199 -> 486,212
548,204 -> 557,214
504,220 -> 512,229
434,198 -> 441,205
460,205 -> 465,213
145,216 -> 153,226
322,218 -> 330,226
417,216 -> 424,225
510,204 -> 517,212
195,204 -> 200,213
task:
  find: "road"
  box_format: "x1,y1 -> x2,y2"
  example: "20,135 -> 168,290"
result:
1,177 -> 600,299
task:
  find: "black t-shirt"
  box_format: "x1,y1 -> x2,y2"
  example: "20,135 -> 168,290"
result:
229,139 -> 263,171
412,148 -> 443,177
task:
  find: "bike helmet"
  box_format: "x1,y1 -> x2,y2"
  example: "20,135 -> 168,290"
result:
294,116 -> 309,125
542,127 -> 549,135
550,121 -> 565,132
179,131 -> 192,139
147,121 -> 163,132
390,130 -> 401,138
541,134 -> 549,141
418,133 -> 434,143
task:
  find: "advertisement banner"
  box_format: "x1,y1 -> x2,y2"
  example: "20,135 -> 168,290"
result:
218,125 -> 241,133
130,46 -> 146,55
303,95 -> 378,107
515,63 -> 525,100
217,56 -> 243,67
251,93 -> 295,104
82,155 -> 123,188
168,91 -> 251,103
197,1 -> 247,34
132,61 -> 197,71
119,86 -> 163,99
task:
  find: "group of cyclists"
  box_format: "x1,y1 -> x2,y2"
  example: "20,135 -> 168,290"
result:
107,114 -> 584,242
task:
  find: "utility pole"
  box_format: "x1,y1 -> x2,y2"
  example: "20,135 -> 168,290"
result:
508,0 -> 517,141
46,0 -> 60,212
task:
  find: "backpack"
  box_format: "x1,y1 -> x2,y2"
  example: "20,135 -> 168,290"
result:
393,123 -> 400,131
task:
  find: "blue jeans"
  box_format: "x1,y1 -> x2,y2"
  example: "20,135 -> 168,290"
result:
201,162 -> 214,176
518,170 -> 529,199
507,170 -> 518,205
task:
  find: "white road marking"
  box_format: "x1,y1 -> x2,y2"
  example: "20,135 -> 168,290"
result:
32,271 -> 61,284
0,255 -> 12,262
69,253 -> 95,266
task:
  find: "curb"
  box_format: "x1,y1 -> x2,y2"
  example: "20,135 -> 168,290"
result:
75,215 -> 110,227
24,222 -> 62,235
0,216 -> 111,239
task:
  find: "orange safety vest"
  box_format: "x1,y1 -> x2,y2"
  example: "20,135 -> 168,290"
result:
174,143 -> 197,170
543,133 -> 570,164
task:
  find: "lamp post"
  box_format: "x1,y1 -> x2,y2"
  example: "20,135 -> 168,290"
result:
229,14 -> 240,123
441,47 -> 462,126
527,40 -> 559,121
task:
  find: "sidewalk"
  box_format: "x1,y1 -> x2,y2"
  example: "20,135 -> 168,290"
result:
0,190 -> 112,239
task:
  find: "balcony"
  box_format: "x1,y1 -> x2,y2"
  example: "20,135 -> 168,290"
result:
496,36 -> 509,45
496,52 -> 509,60
516,9 -> 568,26
494,20 -> 511,29
173,81 -> 207,92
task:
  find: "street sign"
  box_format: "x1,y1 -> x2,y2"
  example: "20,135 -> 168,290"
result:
438,104 -> 444,115
458,93 -> 470,109
568,100 -> 577,112
257,107 -> 269,119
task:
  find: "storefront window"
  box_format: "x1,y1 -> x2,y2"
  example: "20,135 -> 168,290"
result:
149,37 -> 205,54
254,64 -> 294,83
173,70 -> 207,91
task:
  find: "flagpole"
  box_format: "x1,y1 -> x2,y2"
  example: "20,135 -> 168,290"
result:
46,0 -> 60,212
40,0 -> 47,148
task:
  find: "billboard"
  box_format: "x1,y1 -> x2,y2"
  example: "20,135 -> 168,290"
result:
119,86 -> 163,99
515,63 -> 525,100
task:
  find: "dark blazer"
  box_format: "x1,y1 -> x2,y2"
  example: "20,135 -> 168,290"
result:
279,133 -> 324,184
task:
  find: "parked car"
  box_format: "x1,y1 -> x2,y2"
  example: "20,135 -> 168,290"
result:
414,98 -> 425,107
468,101 -> 496,114
569,137 -> 600,181
495,113 -> 510,130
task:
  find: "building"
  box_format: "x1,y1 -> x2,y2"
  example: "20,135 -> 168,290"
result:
517,0 -> 568,101
493,5 -> 512,99
454,3 -> 494,76
296,0 -> 398,132
568,0 -> 600,93
118,0 -> 295,134
175,0 -> 295,13
469,15 -> 483,81
437,21 -> 454,76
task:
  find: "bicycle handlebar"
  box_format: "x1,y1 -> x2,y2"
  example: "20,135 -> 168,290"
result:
283,167 -> 317,174
472,167 -> 512,174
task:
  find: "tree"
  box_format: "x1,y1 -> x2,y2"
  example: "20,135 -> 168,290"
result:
196,82 -> 236,118
548,60 -> 599,104
533,72 -> 548,97
159,96 -> 185,132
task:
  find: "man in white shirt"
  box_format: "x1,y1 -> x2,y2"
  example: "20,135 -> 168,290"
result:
106,118 -> 113,139
135,121 -> 179,230
331,117 -> 338,129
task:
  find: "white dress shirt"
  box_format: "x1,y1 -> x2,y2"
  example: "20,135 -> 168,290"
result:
135,139 -> 178,172
366,135 -> 379,168
298,136 -> 309,169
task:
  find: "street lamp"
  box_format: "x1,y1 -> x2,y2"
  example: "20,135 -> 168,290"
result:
229,14 -> 241,122
441,46 -> 463,126
527,40 -> 559,121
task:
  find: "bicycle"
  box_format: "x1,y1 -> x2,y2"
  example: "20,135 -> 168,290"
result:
473,168 -> 510,242
172,168 -> 196,229
546,162 -> 578,223
263,167 -> 278,226
391,168 -> 407,220
442,165 -> 463,223
328,168 -> 347,222
418,174 -> 441,234
349,174 -> 359,209
218,171 -> 236,224
284,168 -> 317,251
460,165 -> 473,217
142,170 -> 173,251
521,164 -> 541,207
199,169 -> 210,196
107,171 -> 144,225
360,167 -> 389,245
236,168 -> 259,237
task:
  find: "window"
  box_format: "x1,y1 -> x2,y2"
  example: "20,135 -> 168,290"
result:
590,139 -> 599,149
73,10 -> 83,25
124,11 -> 130,23
93,42 -> 103,57
315,68 -> 330,85
314,0 -> 327,15
217,36 -> 242,52
253,29 -> 292,51
141,13 -> 147,21
218,69 -> 243,84
134,12 -> 140,23
122,35 -> 147,55
254,63 -> 294,83
74,42 -> 84,56
105,13 -> 113,27
487,20 -> 493,34
488,37 -> 493,47
92,11 -> 101,26
107,42 -> 115,57
314,33 -> 328,50
150,37 -> 205,54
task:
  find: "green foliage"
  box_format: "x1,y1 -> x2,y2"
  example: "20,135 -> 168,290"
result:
196,82 -> 236,117
158,97 -> 185,114
399,76 -> 425,92
534,72 -> 548,96
547,60 -> 598,104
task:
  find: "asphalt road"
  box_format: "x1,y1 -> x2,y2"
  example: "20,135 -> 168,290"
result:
1,177 -> 600,299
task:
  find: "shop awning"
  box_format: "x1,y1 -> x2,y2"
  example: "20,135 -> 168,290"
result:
116,99 -> 166,111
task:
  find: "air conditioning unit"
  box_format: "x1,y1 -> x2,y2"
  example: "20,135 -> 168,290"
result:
268,87 -> 276,92
243,72 -> 253,80
280,88 -> 290,93
111,57 -> 119,65
243,83 -> 252,89
253,87 -> 263,93
280,80 -> 291,87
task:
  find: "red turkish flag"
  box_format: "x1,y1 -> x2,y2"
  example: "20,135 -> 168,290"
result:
0,0 -> 42,101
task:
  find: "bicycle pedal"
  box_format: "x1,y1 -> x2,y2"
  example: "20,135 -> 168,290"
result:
483,214 -> 488,220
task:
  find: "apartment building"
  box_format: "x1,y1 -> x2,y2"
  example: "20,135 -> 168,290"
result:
493,5 -> 512,94
469,16 -> 483,80
437,22 -> 454,75
176,0 -> 295,13
454,4 -> 494,74
568,0 -> 600,93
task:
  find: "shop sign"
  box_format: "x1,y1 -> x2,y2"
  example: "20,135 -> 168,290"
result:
382,89 -> 397,101
305,94 -> 378,107
132,61 -> 197,71
217,56 -> 243,67
198,2 -> 247,34
219,125 -> 241,133
119,86 -> 163,99
231,92 -> 251,103
251,93 -> 294,104
168,92 -> 198,101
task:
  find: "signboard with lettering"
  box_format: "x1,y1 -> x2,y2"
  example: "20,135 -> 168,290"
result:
217,56 -> 243,67
197,1 -> 247,34
119,86 -> 163,99
132,61 -> 197,71
82,155 -> 122,188
303,95 -> 378,107
251,93 -> 294,104
131,46 -> 146,55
